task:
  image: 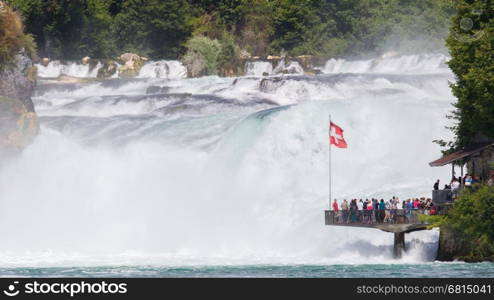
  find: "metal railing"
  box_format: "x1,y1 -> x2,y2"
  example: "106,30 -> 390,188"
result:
324,209 -> 432,226
432,189 -> 455,205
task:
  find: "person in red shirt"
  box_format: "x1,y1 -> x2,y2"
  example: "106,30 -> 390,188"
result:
332,199 -> 340,223
332,199 -> 339,212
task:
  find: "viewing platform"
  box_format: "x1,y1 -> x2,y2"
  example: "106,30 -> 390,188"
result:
324,209 -> 431,258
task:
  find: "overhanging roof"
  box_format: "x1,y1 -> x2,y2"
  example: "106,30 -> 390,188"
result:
429,142 -> 494,167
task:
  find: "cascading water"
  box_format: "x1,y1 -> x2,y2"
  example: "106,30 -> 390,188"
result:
36,60 -> 103,78
320,53 -> 450,74
137,61 -> 187,79
0,53 -> 454,268
36,60 -> 187,79
245,61 -> 273,77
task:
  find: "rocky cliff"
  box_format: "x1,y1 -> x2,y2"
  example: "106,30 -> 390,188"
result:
436,226 -> 471,262
0,96 -> 38,155
0,50 -> 39,155
0,49 -> 37,112
0,2 -> 39,155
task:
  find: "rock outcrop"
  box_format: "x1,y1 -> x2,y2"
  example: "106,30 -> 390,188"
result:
97,60 -> 119,78
117,53 -> 147,78
436,226 -> 471,261
0,96 -> 38,155
0,50 -> 39,155
0,1 -> 39,154
0,49 -> 37,112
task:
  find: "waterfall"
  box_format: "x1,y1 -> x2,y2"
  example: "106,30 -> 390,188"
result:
0,53 -> 453,266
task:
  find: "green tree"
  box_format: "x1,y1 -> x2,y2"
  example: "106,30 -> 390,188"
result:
6,0 -> 115,59
114,0 -> 193,58
182,35 -> 221,76
446,0 -> 494,148
443,185 -> 494,261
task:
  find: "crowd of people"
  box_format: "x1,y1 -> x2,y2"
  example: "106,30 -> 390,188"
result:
433,173 -> 494,200
330,197 -> 435,224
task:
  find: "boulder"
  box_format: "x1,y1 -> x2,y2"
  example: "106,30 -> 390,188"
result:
97,60 -> 118,79
81,56 -> 91,65
117,53 -> 148,78
296,55 -> 313,71
41,57 -> 50,66
267,55 -> 281,60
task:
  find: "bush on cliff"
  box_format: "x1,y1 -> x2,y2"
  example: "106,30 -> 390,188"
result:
442,185 -> 494,261
0,1 -> 36,70
183,36 -> 221,76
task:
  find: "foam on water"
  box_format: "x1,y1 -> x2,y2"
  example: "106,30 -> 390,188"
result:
36,60 -> 187,79
137,60 -> 187,79
320,53 -> 449,74
0,54 -> 455,267
245,61 -> 273,76
36,61 -> 103,78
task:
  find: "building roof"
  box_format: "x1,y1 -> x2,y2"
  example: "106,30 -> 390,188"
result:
429,142 -> 494,167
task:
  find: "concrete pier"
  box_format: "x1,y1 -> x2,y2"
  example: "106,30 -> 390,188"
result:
324,210 -> 430,258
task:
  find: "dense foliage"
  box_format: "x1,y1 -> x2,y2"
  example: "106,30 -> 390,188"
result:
441,185 -> 494,261
0,1 -> 36,69
5,0 -> 454,60
446,0 -> 494,148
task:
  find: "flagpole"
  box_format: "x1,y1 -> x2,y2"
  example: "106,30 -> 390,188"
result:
329,114 -> 332,210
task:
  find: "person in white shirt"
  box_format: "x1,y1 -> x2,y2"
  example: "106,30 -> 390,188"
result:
357,199 -> 363,210
357,199 -> 364,222
451,178 -> 460,199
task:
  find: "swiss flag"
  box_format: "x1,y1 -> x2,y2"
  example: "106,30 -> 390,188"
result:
330,122 -> 348,148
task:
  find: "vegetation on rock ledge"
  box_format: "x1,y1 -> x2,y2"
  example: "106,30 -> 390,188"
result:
0,1 -> 36,70
5,0 -> 454,61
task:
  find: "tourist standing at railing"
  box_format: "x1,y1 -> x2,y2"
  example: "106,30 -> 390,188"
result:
364,199 -> 370,223
350,199 -> 358,223
464,174 -> 473,188
413,198 -> 420,209
391,197 -> 397,219
433,179 -> 440,190
405,199 -> 412,219
378,199 -> 386,223
385,200 -> 392,223
373,199 -> 379,223
366,200 -> 373,224
341,199 -> 349,223
357,199 -> 364,221
332,199 -> 339,211
332,199 -> 340,223
451,177 -> 461,199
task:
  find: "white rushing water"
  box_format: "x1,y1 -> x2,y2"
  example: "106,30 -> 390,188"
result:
321,53 -> 450,74
36,60 -> 187,79
36,60 -> 103,78
0,53 -> 454,267
245,61 -> 273,76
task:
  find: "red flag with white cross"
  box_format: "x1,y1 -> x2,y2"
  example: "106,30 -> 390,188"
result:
330,122 -> 347,148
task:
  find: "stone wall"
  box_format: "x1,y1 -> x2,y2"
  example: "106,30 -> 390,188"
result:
436,226 -> 471,261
